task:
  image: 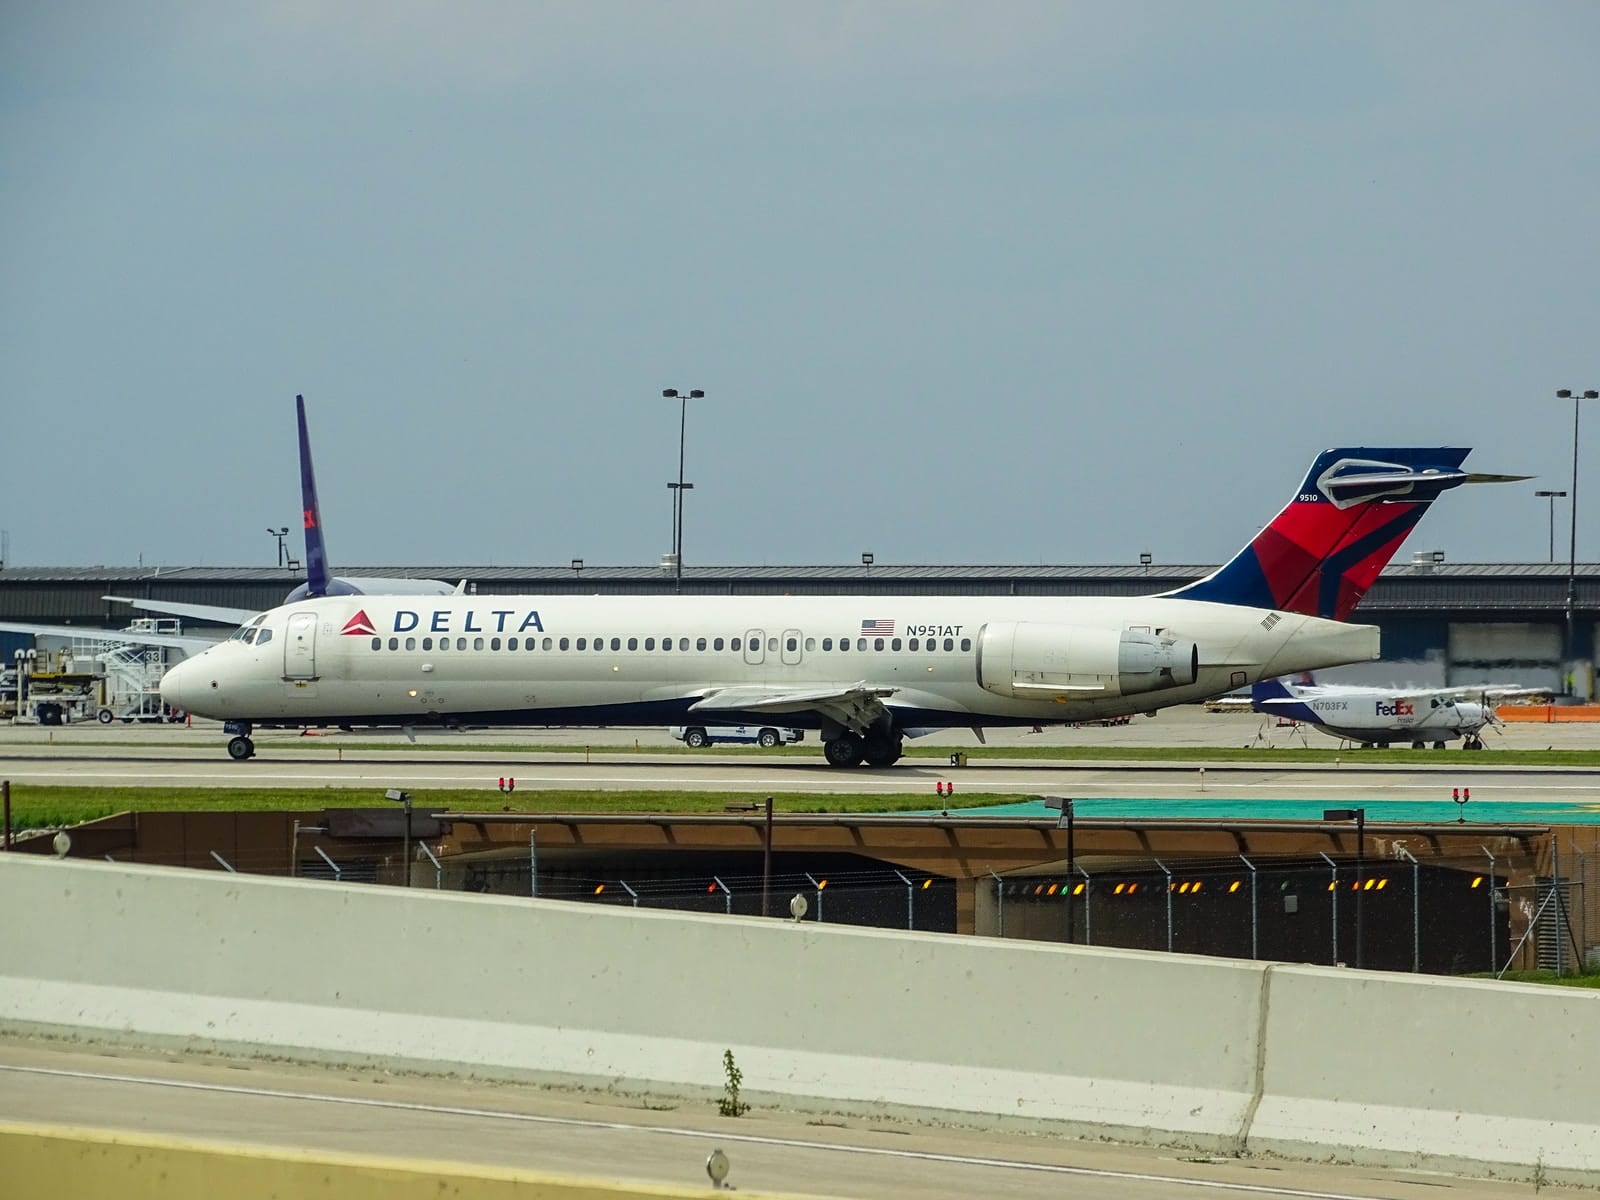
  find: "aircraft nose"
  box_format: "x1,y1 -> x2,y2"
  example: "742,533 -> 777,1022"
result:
160,655 -> 205,714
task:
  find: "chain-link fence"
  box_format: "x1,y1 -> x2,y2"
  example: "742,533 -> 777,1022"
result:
456,859 -> 959,931
258,833 -> 1596,979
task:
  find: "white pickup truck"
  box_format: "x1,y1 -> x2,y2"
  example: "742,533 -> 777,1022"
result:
670,725 -> 805,749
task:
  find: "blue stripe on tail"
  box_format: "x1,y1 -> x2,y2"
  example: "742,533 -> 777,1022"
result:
1250,677 -> 1321,725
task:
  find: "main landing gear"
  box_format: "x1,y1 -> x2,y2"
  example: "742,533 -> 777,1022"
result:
822,730 -> 904,768
225,722 -> 255,760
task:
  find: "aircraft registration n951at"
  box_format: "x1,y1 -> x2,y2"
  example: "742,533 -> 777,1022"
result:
161,446 -> 1520,766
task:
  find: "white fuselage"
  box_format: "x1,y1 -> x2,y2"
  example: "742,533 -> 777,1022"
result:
161,593 -> 1379,730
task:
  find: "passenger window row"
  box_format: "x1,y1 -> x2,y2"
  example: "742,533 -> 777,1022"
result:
364,634 -> 973,654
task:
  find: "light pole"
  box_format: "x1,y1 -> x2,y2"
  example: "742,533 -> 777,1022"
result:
267,526 -> 290,568
724,797 -> 774,917
1535,490 -> 1567,563
385,788 -> 412,887
1324,808 -> 1365,968
662,388 -> 704,594
1558,389 -> 1599,696
1042,796 -> 1076,944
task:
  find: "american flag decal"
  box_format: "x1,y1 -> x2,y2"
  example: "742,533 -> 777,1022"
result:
860,618 -> 895,636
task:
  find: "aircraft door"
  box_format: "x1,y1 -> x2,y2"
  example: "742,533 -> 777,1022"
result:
781,628 -> 802,666
743,629 -> 765,666
284,612 -> 318,679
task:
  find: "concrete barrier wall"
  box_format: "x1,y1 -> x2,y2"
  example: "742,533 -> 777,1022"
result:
3,855 -> 1598,1180
1252,965 -> 1600,1176
0,855 -> 1262,1146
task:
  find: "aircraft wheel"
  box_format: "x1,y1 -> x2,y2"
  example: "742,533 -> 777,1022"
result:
683,727 -> 709,749
757,728 -> 780,749
1464,738 -> 1483,750
227,735 -> 255,761
1433,740 -> 1447,750
862,735 -> 903,767
97,708 -> 115,724
824,733 -> 864,767
1411,741 -> 1425,750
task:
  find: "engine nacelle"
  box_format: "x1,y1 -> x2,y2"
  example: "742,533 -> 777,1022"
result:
976,622 -> 1199,700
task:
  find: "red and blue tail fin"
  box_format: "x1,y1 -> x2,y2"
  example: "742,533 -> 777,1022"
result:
1165,448 -> 1472,621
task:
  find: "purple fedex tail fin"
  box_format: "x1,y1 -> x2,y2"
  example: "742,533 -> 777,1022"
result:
1165,448 -> 1478,621
1250,677 -> 1320,724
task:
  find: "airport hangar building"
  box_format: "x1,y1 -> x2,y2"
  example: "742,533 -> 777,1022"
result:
3,553 -> 1599,693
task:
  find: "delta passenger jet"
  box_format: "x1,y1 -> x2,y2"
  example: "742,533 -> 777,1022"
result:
161,447 -> 1512,766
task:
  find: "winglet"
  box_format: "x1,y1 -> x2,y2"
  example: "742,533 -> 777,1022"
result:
297,394 -> 332,599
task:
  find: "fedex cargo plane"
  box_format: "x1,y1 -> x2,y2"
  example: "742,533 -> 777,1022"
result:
162,447 -> 1512,765
1251,675 -> 1503,749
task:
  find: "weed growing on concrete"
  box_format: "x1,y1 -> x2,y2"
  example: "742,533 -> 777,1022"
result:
718,1048 -> 748,1117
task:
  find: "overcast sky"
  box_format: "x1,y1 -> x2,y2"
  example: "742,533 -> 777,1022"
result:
4,3 -> 1598,573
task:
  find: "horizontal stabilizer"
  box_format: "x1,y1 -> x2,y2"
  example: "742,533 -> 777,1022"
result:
0,620 -> 217,656
104,595 -> 255,627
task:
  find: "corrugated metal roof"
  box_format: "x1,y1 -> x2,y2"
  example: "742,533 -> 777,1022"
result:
5,561 -> 1598,583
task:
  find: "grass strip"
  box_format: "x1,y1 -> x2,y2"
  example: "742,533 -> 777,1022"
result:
0,785 -> 1004,832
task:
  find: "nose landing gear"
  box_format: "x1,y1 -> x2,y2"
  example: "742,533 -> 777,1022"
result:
224,721 -> 256,760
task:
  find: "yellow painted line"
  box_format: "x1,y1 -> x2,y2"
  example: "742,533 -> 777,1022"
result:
0,1120 -> 808,1200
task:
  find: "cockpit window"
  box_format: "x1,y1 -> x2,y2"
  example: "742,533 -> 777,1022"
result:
255,628 -> 273,646
230,613 -> 270,642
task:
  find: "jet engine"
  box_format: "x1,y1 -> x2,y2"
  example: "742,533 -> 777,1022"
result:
976,622 -> 1199,700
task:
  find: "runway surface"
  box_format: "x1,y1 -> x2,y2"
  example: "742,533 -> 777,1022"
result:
2,715 -> 1599,819
0,1038 -> 1529,1200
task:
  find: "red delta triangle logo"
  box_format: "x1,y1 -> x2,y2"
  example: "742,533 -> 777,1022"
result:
341,610 -> 377,637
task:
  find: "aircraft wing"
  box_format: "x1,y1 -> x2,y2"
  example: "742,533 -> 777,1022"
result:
689,683 -> 898,736
0,621 -> 218,656
1417,684 -> 1539,700
104,595 -> 257,627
